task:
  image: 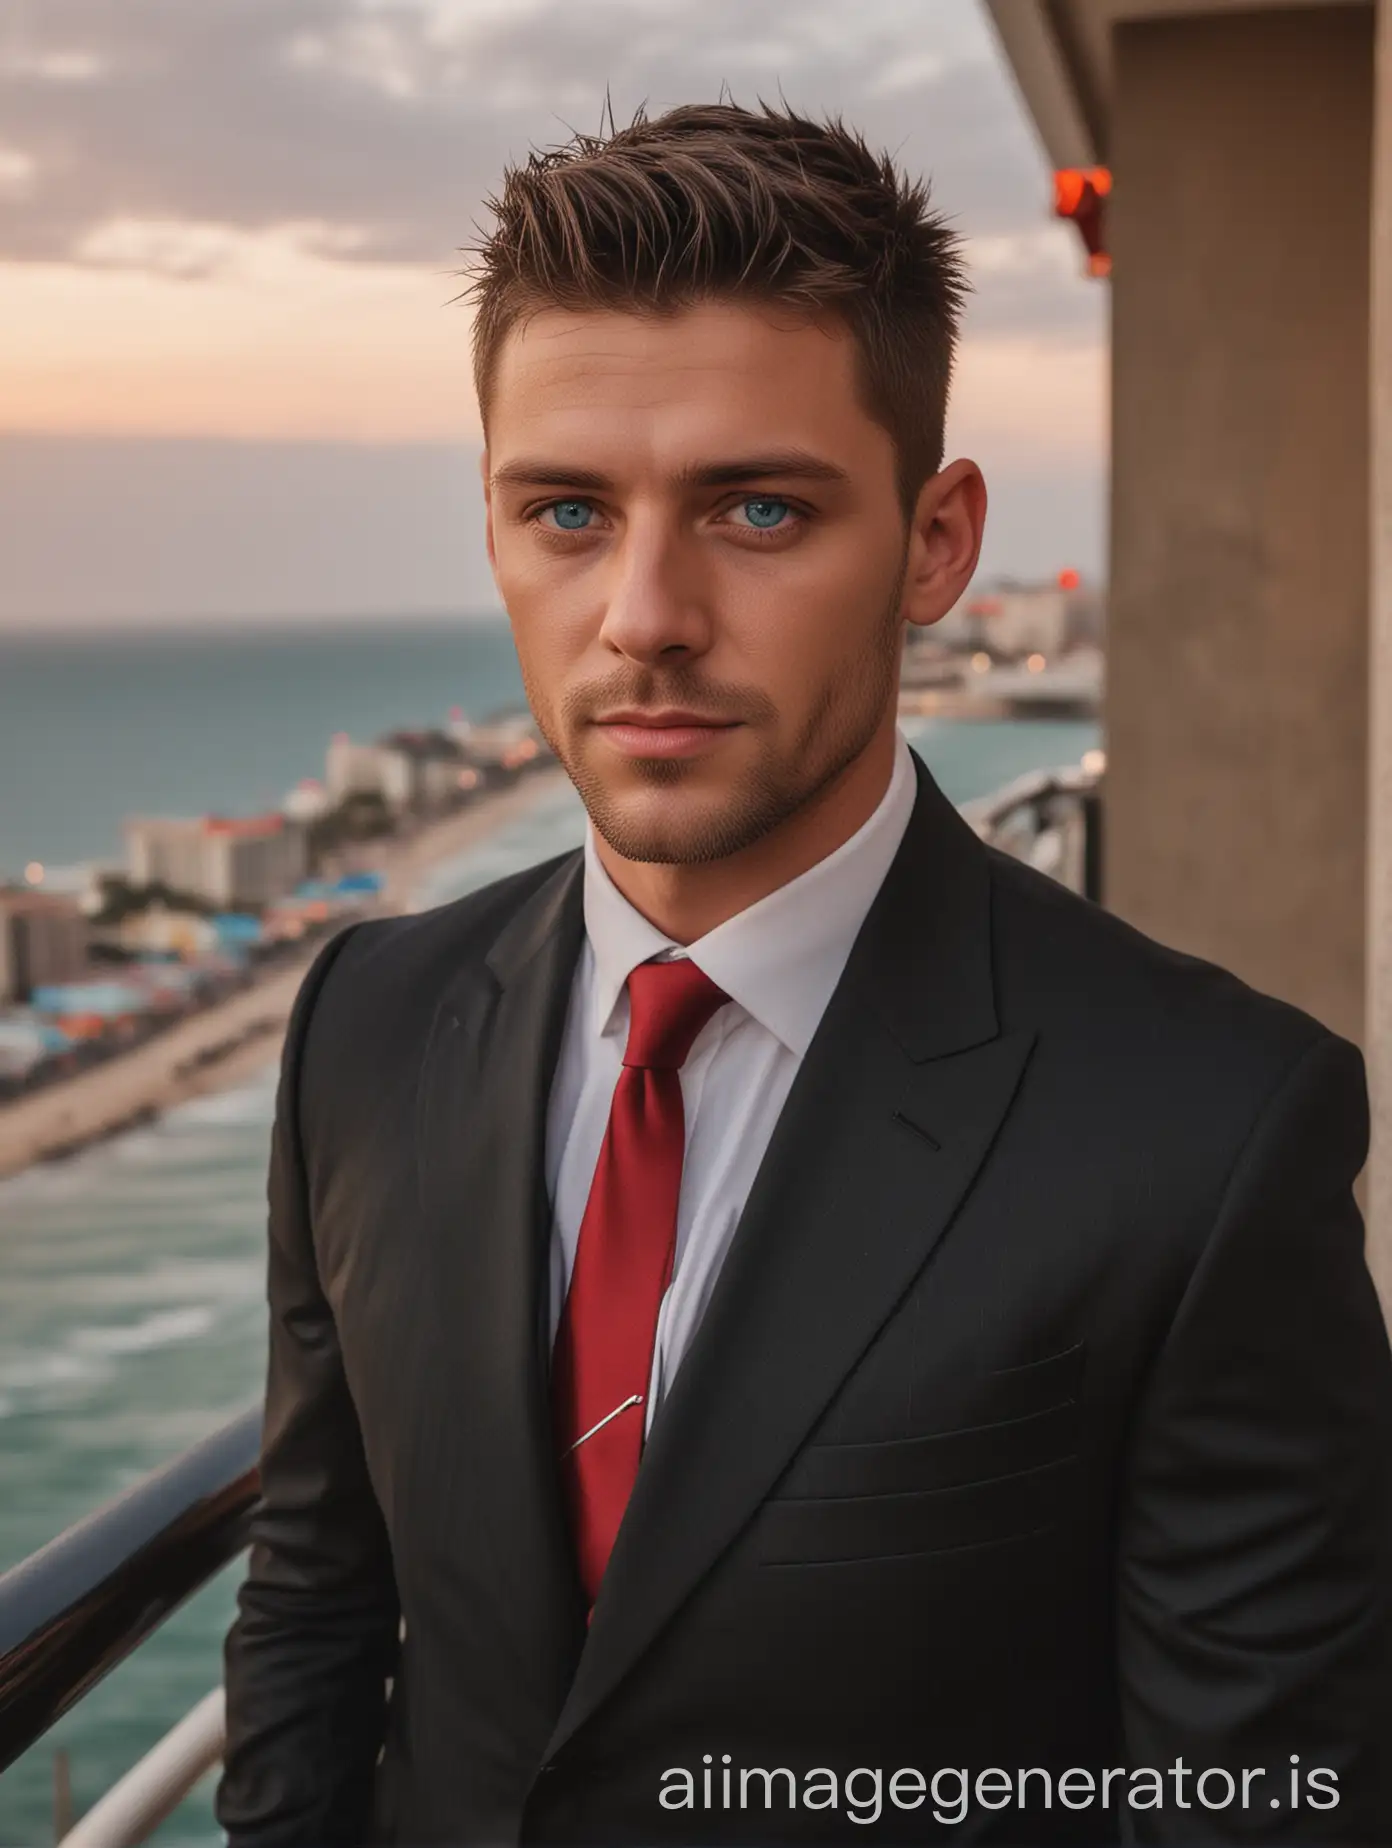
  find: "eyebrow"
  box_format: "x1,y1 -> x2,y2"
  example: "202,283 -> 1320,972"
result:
489,449 -> 851,493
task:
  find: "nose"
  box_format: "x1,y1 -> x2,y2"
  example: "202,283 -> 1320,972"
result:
596,506 -> 712,667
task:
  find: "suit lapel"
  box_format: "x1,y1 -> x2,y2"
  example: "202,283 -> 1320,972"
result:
415,852 -> 588,1715
544,756 -> 1036,1760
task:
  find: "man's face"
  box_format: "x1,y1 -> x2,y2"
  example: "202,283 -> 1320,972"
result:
483,300 -> 915,865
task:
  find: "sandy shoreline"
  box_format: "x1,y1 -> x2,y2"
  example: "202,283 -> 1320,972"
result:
0,769 -> 568,1184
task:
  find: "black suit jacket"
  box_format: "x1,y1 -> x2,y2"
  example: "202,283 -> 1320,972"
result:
218,754 -> 1392,1846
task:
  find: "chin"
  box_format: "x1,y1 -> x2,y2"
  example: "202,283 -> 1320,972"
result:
585,779 -> 792,868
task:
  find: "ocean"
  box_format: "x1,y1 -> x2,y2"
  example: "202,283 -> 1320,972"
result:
0,618 -> 1097,1844
0,620 -> 537,881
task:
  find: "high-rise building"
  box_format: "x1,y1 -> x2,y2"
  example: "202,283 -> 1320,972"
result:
124,814 -> 308,909
325,729 -> 478,814
0,889 -> 90,1005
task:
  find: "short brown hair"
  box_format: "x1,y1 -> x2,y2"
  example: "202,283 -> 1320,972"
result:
466,101 -> 969,504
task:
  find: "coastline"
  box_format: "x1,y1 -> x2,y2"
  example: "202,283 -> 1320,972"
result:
0,768 -> 568,1185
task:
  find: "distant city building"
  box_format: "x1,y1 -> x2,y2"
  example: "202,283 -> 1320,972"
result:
956,576 -> 1106,661
381,729 -> 477,810
325,728 -> 484,815
923,600 -> 979,652
107,903 -> 222,960
0,889 -> 90,1005
281,777 -> 334,824
123,814 -> 308,909
969,585 -> 1071,660
325,735 -> 418,813
462,713 -> 549,770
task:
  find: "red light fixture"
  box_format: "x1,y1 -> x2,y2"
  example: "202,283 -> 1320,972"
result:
1054,168 -> 1112,278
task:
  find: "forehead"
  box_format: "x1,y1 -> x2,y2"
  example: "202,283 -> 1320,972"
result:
485,301 -> 883,471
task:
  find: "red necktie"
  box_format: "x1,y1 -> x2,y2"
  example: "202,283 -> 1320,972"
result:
552,958 -> 729,1604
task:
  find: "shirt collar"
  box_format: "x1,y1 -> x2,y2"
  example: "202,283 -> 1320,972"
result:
581,729 -> 918,1057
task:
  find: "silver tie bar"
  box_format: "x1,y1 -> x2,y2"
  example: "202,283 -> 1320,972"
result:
565,1393 -> 644,1455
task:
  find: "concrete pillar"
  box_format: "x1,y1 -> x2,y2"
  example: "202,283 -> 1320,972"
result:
1106,5 -> 1374,1048
1367,0 -> 1392,1303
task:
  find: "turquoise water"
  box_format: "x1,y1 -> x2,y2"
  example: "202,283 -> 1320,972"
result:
0,619 -> 1096,1843
0,619 -> 531,881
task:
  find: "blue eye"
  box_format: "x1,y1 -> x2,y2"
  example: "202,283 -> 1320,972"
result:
545,500 -> 594,531
738,497 -> 791,530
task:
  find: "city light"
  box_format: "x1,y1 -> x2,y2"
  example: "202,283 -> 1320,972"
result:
1027,653 -> 1047,674
971,652 -> 992,674
23,862 -> 43,885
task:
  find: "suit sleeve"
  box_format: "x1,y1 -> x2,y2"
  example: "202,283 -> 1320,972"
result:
216,926 -> 400,1847
1118,1030 -> 1392,1842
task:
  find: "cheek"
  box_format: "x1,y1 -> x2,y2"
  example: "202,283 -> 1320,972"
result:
494,529 -> 579,626
719,550 -> 890,686
510,616 -> 575,711
496,555 -> 596,703
489,525 -> 550,611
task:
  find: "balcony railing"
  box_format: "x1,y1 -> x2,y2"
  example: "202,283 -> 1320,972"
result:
961,761 -> 1104,903
0,1407 -> 261,1841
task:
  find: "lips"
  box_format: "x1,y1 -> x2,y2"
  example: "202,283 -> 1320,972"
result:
592,711 -> 741,761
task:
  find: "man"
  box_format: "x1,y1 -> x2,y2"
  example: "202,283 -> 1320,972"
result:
217,104 -> 1392,1845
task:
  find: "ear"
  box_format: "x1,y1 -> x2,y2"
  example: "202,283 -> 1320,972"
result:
480,448 -> 498,573
901,459 -> 988,631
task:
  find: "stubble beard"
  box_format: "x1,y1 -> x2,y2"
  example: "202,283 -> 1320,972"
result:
523,578 -> 906,868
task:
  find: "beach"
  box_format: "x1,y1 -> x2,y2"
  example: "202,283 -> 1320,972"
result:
0,768 -> 568,1184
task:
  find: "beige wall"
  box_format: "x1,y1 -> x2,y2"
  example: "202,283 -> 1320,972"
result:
1106,4 -> 1374,1045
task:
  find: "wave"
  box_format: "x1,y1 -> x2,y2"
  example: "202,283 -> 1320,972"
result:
0,1349 -> 97,1392
70,1304 -> 217,1356
168,1073 -> 278,1129
0,1305 -> 226,1413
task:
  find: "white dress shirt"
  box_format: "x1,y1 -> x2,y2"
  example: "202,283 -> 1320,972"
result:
544,729 -> 918,1433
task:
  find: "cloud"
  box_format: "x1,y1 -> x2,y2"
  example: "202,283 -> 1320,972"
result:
949,333 -> 1107,467
0,44 -> 106,83
71,215 -> 373,279
0,147 -> 38,197
0,235 -> 476,441
0,0 -> 1108,576
863,51 -> 947,97
0,0 -> 1094,338
0,3 -> 1109,619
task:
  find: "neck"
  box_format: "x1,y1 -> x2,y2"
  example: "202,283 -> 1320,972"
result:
592,719 -> 899,944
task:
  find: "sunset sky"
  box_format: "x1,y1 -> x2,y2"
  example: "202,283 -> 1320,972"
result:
0,0 -> 1108,626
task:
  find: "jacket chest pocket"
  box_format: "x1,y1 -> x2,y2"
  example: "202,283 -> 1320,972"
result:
755,1342 -> 1084,1567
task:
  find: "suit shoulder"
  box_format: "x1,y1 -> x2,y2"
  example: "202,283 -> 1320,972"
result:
984,851 -> 1367,1258
985,844 -> 1350,1086
302,847 -> 579,1026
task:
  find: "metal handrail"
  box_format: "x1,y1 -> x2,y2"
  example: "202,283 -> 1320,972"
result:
960,761 -> 1090,824
0,1405 -> 260,1771
964,761 -> 1105,903
57,1688 -> 225,1848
